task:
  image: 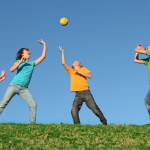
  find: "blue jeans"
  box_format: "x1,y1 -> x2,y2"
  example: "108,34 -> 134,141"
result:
0,83 -> 37,123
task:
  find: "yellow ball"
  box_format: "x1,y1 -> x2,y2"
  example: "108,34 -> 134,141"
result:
60,18 -> 68,26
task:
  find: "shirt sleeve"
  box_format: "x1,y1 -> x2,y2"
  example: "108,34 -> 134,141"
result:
32,61 -> 35,66
66,67 -> 72,75
146,50 -> 150,56
143,58 -> 149,66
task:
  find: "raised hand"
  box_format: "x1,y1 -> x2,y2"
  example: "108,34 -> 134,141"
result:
34,39 -> 46,66
20,56 -> 26,64
59,46 -> 64,53
37,39 -> 46,45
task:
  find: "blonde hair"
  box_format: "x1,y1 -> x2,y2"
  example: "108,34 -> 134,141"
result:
72,61 -> 83,69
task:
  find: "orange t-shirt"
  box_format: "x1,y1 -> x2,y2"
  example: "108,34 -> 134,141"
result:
66,67 -> 91,92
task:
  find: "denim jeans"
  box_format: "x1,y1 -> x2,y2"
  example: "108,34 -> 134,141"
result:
71,90 -> 107,124
0,83 -> 36,123
145,88 -> 150,116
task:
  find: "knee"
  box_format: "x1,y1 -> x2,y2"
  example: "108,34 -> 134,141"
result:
71,107 -> 77,116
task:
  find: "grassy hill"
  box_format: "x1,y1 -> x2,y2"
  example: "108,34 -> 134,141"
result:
0,123 -> 150,149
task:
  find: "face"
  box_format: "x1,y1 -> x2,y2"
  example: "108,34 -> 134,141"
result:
22,49 -> 30,59
72,61 -> 80,69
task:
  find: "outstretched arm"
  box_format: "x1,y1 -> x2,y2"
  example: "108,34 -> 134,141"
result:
35,39 -> 46,66
59,46 -> 70,71
134,52 -> 144,64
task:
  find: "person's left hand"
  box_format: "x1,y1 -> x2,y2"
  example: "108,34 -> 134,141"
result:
37,39 -> 46,45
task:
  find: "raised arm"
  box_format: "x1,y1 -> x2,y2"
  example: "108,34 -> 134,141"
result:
59,46 -> 70,71
134,52 -> 144,64
134,44 -> 146,54
34,39 -> 46,66
134,49 -> 146,54
10,57 -> 26,72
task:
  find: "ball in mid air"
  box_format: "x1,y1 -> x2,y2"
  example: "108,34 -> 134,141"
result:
60,18 -> 68,26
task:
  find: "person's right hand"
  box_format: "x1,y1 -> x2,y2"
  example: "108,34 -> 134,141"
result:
59,46 -> 64,53
1,70 -> 5,77
19,56 -> 26,64
1,75 -> 6,81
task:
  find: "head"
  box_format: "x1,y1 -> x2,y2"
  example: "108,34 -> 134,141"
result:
147,46 -> 150,50
16,48 -> 30,60
72,61 -> 83,69
137,44 -> 142,49
137,44 -> 146,50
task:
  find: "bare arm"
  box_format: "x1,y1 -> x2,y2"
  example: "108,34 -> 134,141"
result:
10,57 -> 26,72
34,39 -> 46,66
134,52 -> 144,64
59,46 -> 70,71
0,70 -> 5,79
75,70 -> 92,79
134,49 -> 146,54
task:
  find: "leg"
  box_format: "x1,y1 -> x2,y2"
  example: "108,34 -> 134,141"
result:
0,84 -> 18,115
145,88 -> 150,116
84,91 -> 107,125
71,95 -> 84,124
19,87 -> 37,123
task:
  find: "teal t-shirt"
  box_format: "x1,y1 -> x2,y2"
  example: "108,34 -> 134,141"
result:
11,60 -> 35,87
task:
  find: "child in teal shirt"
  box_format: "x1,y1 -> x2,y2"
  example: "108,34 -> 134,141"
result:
0,39 -> 46,123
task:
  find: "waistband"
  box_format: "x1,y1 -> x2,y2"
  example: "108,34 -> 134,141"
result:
9,83 -> 28,89
76,89 -> 90,93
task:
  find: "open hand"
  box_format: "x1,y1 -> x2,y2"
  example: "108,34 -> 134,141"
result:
20,56 -> 26,64
37,39 -> 46,45
59,46 -> 64,53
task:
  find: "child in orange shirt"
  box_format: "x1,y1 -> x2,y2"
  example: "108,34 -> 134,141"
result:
0,70 -> 6,82
59,46 -> 107,125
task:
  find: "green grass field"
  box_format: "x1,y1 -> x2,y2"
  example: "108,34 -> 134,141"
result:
0,123 -> 150,149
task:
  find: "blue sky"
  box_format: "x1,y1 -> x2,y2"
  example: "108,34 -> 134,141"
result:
0,0 -> 150,125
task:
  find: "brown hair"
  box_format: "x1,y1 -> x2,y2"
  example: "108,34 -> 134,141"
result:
72,61 -> 83,69
16,48 -> 29,60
